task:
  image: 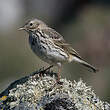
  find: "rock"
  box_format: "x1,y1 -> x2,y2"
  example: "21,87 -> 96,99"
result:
0,67 -> 110,110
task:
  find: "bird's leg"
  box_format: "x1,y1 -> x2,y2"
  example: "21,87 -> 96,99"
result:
55,67 -> 63,85
57,67 -> 61,82
56,63 -> 63,84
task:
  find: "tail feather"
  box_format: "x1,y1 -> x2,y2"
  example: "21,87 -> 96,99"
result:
80,60 -> 98,73
72,56 -> 98,73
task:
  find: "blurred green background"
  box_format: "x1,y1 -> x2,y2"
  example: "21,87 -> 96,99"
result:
0,0 -> 110,103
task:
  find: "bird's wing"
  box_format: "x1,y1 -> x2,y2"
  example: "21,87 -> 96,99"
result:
53,39 -> 82,59
43,28 -> 82,59
42,28 -> 64,40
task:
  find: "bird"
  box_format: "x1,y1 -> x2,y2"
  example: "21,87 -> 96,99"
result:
19,18 -> 98,82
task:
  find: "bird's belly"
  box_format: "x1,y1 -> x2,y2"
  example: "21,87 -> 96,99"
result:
31,45 -> 68,64
29,35 -> 68,65
46,49 -> 68,63
29,36 -> 47,61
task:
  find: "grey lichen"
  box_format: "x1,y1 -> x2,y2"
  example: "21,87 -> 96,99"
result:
0,67 -> 110,110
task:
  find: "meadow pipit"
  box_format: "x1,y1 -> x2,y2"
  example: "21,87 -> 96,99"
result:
19,19 -> 98,82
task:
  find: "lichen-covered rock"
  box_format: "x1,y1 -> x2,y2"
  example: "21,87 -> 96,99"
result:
0,67 -> 110,110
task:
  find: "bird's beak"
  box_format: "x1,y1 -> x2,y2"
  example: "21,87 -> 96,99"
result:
18,26 -> 25,31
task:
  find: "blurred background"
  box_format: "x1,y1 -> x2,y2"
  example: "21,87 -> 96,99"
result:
0,0 -> 110,103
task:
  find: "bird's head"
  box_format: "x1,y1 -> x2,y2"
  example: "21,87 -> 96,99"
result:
19,19 -> 47,32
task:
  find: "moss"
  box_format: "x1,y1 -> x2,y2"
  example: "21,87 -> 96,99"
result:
0,67 -> 110,110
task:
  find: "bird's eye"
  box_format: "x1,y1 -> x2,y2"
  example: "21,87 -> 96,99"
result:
30,23 -> 33,26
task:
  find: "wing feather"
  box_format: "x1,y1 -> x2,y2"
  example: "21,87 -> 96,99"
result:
42,28 -> 64,40
42,28 -> 82,59
53,39 -> 82,59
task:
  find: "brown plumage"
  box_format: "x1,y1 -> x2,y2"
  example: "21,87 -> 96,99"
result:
19,18 -> 98,82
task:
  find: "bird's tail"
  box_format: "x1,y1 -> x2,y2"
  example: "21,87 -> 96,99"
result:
72,56 -> 98,73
